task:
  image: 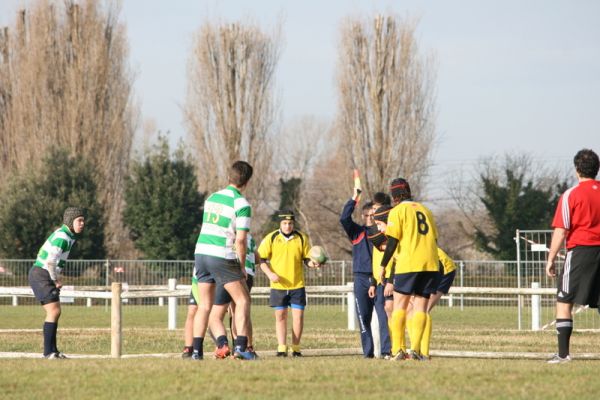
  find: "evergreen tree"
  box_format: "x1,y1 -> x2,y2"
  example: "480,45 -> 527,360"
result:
474,165 -> 568,261
0,148 -> 106,267
123,136 -> 204,260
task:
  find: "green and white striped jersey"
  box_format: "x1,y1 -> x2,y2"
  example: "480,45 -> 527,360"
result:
195,185 -> 252,260
245,235 -> 256,276
33,225 -> 76,280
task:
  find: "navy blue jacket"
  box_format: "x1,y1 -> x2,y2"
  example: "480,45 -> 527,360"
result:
340,198 -> 373,275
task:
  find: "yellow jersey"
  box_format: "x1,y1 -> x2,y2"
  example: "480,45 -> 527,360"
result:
385,201 -> 439,273
372,246 -> 394,284
437,247 -> 456,275
258,229 -> 310,290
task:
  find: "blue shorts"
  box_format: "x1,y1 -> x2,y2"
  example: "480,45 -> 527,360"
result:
393,271 -> 440,298
28,267 -> 60,305
270,288 -> 307,310
214,275 -> 254,305
437,270 -> 456,294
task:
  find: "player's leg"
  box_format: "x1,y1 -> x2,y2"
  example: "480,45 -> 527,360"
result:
192,255 -> 217,360
42,301 -> 61,357
182,304 -> 197,358
289,288 -> 307,356
275,307 -> 288,356
354,274 -> 375,358
223,279 -> 251,352
408,295 -> 428,358
29,266 -> 62,358
390,290 -> 411,359
408,271 -> 439,359
210,281 -> 234,358
374,284 -> 391,358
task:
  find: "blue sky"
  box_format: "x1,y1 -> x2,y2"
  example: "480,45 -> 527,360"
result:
2,0 -> 599,203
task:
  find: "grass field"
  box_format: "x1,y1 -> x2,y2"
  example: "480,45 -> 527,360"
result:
2,305 -> 600,399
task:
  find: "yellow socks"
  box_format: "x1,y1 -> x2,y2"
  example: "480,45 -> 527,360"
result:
277,344 -> 288,353
291,344 -> 301,353
391,309 -> 406,355
421,313 -> 432,357
410,311 -> 427,353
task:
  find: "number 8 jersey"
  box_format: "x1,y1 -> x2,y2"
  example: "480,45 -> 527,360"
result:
385,201 -> 439,273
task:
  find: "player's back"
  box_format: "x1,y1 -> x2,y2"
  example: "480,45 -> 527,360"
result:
195,185 -> 251,259
386,201 -> 438,273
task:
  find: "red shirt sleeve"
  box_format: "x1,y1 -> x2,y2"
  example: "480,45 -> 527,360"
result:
551,194 -> 567,229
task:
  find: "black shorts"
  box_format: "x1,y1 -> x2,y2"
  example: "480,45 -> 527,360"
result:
194,254 -> 245,286
28,267 -> 60,305
270,288 -> 307,310
557,246 -> 600,307
393,271 -> 440,299
214,275 -> 254,305
437,270 -> 456,294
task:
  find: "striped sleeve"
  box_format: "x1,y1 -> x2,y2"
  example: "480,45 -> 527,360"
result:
552,188 -> 574,229
234,197 -> 252,231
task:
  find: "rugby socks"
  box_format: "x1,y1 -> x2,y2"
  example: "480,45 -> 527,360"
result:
192,336 -> 204,357
291,344 -> 301,353
556,319 -> 573,358
234,335 -> 248,352
277,344 -> 288,353
216,335 -> 229,348
43,322 -> 57,356
421,313 -> 433,357
405,315 -> 413,349
390,309 -> 406,355
410,311 -> 427,354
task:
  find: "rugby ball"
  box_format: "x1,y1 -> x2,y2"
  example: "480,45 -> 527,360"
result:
308,245 -> 328,265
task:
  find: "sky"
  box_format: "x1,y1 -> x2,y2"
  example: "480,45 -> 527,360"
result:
1,0 -> 599,206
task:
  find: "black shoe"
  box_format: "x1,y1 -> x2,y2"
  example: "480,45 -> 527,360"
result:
181,347 -> 193,359
191,352 -> 203,360
276,351 -> 287,357
292,351 -> 303,357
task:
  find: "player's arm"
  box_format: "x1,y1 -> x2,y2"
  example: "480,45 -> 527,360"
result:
339,190 -> 362,240
47,239 -> 68,287
546,227 -> 567,277
260,259 -> 279,283
258,238 -> 279,282
379,237 -> 398,283
235,230 -> 248,277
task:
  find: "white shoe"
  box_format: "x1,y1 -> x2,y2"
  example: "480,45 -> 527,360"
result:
547,354 -> 571,364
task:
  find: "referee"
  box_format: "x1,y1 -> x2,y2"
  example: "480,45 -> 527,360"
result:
546,149 -> 600,364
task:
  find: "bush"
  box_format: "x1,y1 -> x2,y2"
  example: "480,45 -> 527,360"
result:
0,148 -> 106,266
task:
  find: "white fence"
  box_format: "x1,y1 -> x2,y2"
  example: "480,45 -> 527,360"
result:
0,281 -> 560,358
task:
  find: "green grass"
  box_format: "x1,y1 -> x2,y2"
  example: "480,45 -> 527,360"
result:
1,358 -> 600,400
2,304 -> 600,399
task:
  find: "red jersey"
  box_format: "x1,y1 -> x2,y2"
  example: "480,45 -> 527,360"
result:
552,179 -> 600,248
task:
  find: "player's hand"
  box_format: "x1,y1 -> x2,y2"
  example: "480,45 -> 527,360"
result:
384,282 -> 394,297
378,266 -> 386,285
546,260 -> 556,277
268,272 -> 280,283
307,260 -> 321,269
368,285 -> 375,298
352,187 -> 362,201
54,279 -> 63,289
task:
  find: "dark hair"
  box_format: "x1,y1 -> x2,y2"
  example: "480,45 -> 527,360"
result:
373,205 -> 393,223
574,149 -> 599,179
229,161 -> 253,187
362,202 -> 374,211
373,192 -> 391,206
390,178 -> 411,201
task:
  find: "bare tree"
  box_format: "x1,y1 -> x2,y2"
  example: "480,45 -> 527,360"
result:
0,0 -> 137,256
185,20 -> 281,208
336,14 -> 437,198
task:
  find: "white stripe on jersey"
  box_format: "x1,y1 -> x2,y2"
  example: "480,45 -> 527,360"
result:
562,250 -> 572,294
561,187 -> 575,229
